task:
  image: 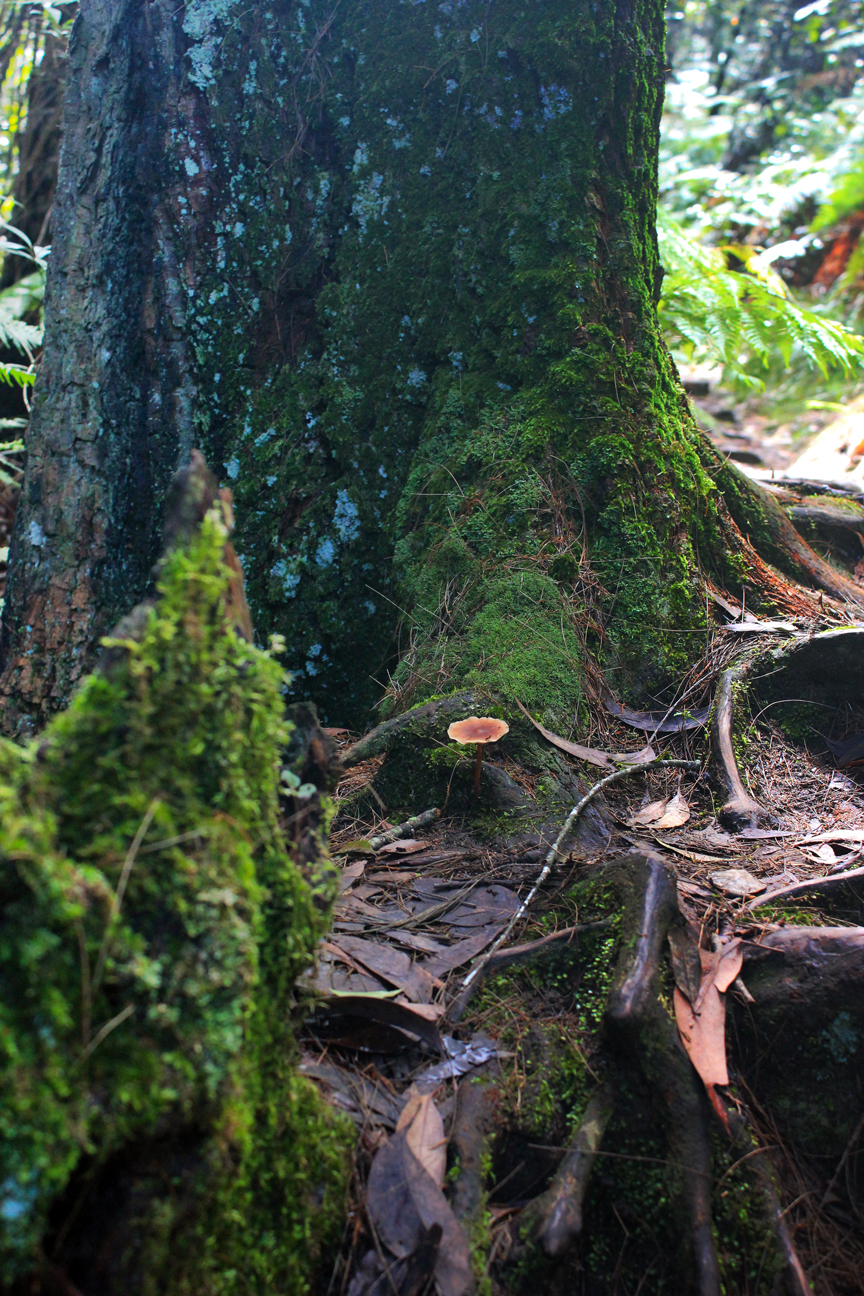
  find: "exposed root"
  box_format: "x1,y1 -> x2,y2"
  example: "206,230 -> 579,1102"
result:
711,666 -> 770,829
603,853 -> 722,1296
707,443 -> 864,608
522,1085 -> 614,1258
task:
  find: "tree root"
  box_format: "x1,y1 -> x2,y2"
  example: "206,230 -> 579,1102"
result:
521,1085 -> 614,1258
710,666 -> 771,830
450,1065 -> 503,1226
440,851 -> 864,1291
604,854 -> 722,1296
705,442 -> 864,607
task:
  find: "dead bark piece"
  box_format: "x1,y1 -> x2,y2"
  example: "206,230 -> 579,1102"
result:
528,1085 -> 615,1258
711,667 -> 770,831
604,854 -> 722,1296
450,1065 -> 503,1225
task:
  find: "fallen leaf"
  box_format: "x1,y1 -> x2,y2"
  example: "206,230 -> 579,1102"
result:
319,994 -> 444,1052
397,1086 -> 447,1188
675,984 -> 728,1086
515,699 -> 654,768
825,734 -> 864,768
796,828 -> 864,845
378,839 -> 428,856
366,1130 -> 474,1296
668,926 -> 702,1005
603,696 -> 711,733
338,860 -> 366,893
323,726 -> 351,738
628,797 -> 669,827
329,935 -> 441,1003
675,941 -> 743,1129
421,924 -> 507,976
333,838 -> 375,855
710,940 -> 744,996
710,868 -> 766,898
655,789 -> 690,829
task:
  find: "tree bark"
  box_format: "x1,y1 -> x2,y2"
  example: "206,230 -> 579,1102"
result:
1,0 -> 844,736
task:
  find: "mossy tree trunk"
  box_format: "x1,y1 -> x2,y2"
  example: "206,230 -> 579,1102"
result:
0,0 -> 844,737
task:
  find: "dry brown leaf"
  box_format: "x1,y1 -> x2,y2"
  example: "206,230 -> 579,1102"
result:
515,698 -> 654,768
675,984 -> 728,1086
675,940 -> 743,1130
397,1086 -> 447,1188
712,940 -> 744,994
710,867 -> 765,898
378,839 -> 428,855
654,789 -> 690,829
628,797 -> 669,826
338,860 -> 366,893
366,1129 -> 474,1296
329,935 -> 440,1004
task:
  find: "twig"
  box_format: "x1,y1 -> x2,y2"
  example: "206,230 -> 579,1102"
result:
79,1003 -> 134,1065
367,807 -> 440,850
459,760 -> 698,991
820,1110 -> 864,1208
90,800 -> 160,1010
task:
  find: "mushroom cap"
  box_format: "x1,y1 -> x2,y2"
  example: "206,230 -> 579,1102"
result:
447,716 -> 510,745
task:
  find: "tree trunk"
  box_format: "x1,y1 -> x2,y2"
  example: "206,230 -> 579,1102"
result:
0,0 -> 842,736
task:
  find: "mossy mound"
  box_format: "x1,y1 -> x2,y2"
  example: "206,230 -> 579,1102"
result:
0,509 -> 351,1292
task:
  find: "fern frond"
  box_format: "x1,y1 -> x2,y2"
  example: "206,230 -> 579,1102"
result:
657,210 -> 864,388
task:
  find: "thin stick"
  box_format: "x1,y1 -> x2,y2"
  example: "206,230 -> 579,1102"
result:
79,1003 -> 135,1065
820,1109 -> 864,1208
91,799 -> 160,1005
459,760 -> 699,991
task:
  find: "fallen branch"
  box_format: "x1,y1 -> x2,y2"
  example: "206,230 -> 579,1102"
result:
368,808 -> 441,850
711,667 -> 768,830
484,920 -> 612,972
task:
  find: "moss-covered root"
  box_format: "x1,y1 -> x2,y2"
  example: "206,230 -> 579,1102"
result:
603,854 -> 721,1296
0,456 -> 350,1293
520,1084 -> 614,1258
726,1115 -> 811,1296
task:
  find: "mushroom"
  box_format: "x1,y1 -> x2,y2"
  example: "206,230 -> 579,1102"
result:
447,716 -> 510,796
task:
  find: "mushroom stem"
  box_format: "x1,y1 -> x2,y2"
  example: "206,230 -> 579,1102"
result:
473,744 -> 483,796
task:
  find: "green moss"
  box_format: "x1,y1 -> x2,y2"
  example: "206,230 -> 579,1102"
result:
171,0 -> 721,727
0,512 -> 350,1289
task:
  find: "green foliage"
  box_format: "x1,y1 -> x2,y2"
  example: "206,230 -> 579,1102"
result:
0,510 -> 349,1289
658,211 -> 864,389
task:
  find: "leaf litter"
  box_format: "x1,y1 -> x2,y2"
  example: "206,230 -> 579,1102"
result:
311,686 -> 864,1294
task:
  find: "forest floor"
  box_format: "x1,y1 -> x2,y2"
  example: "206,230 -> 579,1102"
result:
298,659 -> 864,1295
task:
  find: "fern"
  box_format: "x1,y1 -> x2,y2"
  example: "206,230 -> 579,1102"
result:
657,211 -> 864,390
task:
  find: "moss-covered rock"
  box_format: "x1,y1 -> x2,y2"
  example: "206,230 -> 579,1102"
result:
0,508 -> 350,1291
